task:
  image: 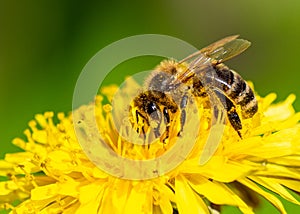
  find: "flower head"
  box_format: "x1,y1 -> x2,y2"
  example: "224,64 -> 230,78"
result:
1,78 -> 300,214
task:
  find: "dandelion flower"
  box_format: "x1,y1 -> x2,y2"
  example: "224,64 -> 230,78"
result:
1,77 -> 300,214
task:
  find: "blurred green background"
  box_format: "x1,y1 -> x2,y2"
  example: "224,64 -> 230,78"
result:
1,0 -> 300,213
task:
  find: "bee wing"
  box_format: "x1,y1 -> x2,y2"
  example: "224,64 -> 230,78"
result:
179,35 -> 251,63
173,53 -> 210,85
171,35 -> 250,87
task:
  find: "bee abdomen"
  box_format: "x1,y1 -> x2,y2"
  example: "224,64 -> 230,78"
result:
234,83 -> 258,118
214,64 -> 258,118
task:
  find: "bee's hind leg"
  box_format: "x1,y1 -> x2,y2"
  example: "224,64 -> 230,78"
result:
214,90 -> 242,138
227,107 -> 242,138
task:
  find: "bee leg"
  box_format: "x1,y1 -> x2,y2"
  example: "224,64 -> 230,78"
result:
227,108 -> 242,138
154,126 -> 161,138
177,94 -> 188,137
161,107 -> 171,143
214,91 -> 242,138
135,110 -> 151,142
136,110 -> 149,125
135,110 -> 139,124
147,104 -> 162,139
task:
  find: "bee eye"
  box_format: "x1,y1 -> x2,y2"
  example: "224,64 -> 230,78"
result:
147,102 -> 158,114
147,102 -> 161,122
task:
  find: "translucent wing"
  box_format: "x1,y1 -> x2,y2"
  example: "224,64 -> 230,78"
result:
179,35 -> 251,63
174,54 -> 211,86
171,35 -> 250,90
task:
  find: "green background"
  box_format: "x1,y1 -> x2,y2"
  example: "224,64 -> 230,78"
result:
1,0 -> 300,213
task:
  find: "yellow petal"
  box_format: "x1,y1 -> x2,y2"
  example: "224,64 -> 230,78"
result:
188,175 -> 252,212
0,160 -> 14,176
77,182 -> 106,214
123,181 -> 153,214
78,181 -> 106,204
254,163 -> 300,180
237,127 -> 300,159
157,184 -> 175,214
223,136 -> 262,157
57,177 -> 80,197
175,175 -> 209,214
157,183 -> 175,203
111,179 -> 131,214
264,94 -> 296,121
0,179 -> 29,203
159,195 -> 173,214
260,93 -> 277,111
97,184 -> 114,214
31,184 -> 59,200
153,183 -> 174,214
0,180 -> 20,196
4,152 -> 33,164
13,200 -> 36,214
62,198 -> 80,214
46,150 -> 75,172
92,167 -> 109,179
153,205 -> 164,214
272,178 -> 300,193
249,176 -> 300,205
180,157 -> 254,182
277,113 -> 300,130
35,114 -> 48,128
268,155 -> 300,167
238,178 -> 287,214
32,130 -> 48,144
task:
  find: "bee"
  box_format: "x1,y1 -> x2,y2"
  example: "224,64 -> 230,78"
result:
131,35 -> 258,142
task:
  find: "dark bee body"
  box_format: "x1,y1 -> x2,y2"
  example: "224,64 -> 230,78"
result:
131,35 -> 258,140
187,60 -> 258,136
212,62 -> 257,118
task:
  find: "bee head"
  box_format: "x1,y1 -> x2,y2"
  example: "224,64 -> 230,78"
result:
129,91 -> 163,137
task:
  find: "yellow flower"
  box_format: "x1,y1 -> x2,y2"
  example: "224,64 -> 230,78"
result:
1,77 -> 300,214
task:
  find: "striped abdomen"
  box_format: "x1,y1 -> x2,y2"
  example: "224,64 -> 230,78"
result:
213,63 -> 258,118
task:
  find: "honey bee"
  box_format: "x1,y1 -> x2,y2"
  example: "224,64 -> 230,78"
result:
131,35 -> 258,142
